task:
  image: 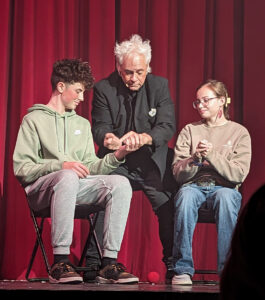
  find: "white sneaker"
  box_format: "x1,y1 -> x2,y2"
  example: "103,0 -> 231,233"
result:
172,274 -> 192,285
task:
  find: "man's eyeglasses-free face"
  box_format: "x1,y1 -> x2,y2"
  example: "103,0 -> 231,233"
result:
192,97 -> 218,109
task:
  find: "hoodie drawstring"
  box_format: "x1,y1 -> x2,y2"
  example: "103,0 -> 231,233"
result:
55,113 -> 62,152
55,113 -> 68,154
64,115 -> 68,154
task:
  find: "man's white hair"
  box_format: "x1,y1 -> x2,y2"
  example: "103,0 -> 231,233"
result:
114,34 -> 152,73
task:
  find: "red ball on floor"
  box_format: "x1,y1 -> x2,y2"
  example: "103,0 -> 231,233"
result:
147,271 -> 160,284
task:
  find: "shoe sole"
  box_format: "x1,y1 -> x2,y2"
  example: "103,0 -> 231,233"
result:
83,279 -> 96,283
96,276 -> 139,284
49,275 -> 83,284
171,280 -> 192,285
172,282 -> 192,285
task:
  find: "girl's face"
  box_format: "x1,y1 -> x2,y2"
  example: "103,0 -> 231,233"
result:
195,85 -> 224,120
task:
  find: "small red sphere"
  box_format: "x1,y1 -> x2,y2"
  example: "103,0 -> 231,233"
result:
147,271 -> 160,284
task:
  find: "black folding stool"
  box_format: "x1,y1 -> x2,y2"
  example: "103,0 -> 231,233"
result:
25,197 -> 103,282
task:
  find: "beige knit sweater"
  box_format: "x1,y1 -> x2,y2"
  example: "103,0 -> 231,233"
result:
172,120 -> 252,189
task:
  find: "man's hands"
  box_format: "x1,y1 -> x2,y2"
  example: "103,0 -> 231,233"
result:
63,161 -> 90,178
104,133 -> 122,150
120,131 -> 152,148
62,132 -> 152,175
104,131 -> 152,151
104,131 -> 152,161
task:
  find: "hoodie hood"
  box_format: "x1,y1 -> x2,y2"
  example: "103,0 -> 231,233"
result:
28,104 -> 76,154
28,104 -> 76,117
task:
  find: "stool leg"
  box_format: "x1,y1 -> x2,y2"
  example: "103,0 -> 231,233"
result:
26,214 -> 51,282
78,213 -> 102,267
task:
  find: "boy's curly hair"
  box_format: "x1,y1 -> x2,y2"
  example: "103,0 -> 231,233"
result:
51,58 -> 94,91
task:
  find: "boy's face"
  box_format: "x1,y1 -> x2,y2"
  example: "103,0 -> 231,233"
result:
59,82 -> 85,110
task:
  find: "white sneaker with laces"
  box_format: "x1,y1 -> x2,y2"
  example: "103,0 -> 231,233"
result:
172,274 -> 192,285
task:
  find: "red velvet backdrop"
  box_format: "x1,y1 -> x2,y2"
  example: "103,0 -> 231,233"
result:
1,0 -> 265,282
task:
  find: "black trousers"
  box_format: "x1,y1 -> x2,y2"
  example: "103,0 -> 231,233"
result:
86,152 -> 176,266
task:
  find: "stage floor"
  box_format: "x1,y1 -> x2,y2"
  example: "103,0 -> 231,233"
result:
0,280 -> 220,299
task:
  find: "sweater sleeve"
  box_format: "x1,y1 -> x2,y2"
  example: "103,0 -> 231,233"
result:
13,117 -> 62,186
172,126 -> 200,184
81,121 -> 124,175
206,127 -> 251,184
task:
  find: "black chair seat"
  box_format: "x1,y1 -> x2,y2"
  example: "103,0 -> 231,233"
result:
198,205 -> 215,223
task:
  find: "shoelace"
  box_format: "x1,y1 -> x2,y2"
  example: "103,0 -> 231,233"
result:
104,263 -> 127,279
56,262 -> 76,273
113,263 -> 126,272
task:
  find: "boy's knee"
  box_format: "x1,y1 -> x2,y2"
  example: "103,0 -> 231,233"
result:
53,169 -> 79,190
109,175 -> 132,198
59,169 -> 78,180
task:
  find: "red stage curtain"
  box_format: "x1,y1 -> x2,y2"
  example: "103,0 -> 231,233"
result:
1,0 -> 265,282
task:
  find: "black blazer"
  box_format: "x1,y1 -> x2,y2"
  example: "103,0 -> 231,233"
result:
91,71 -> 176,179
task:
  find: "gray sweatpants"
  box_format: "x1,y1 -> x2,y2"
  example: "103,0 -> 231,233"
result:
25,169 -> 132,259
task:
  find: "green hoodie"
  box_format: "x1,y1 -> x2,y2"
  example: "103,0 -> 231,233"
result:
13,104 -> 123,187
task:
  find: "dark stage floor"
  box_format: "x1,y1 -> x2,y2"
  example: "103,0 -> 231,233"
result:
0,280 -> 220,299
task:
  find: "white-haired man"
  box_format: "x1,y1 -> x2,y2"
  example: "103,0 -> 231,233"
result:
84,35 -> 176,283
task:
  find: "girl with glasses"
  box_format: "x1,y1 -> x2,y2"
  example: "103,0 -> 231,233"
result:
171,79 -> 252,285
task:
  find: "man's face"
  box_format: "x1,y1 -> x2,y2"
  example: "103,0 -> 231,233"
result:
60,82 -> 85,110
118,53 -> 148,91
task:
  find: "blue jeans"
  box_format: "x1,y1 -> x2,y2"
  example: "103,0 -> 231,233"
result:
172,184 -> 242,276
